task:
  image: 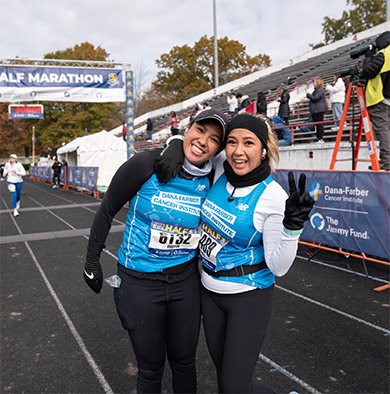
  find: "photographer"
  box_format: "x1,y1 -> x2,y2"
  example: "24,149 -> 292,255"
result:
362,31 -> 390,171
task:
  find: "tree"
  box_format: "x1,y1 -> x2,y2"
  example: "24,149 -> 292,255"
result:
310,0 -> 386,49
1,42 -> 125,157
152,35 -> 271,103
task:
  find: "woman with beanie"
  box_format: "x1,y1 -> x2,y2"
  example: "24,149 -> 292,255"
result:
4,154 -> 26,217
306,78 -> 328,143
84,109 -> 228,393
326,73 -> 345,130
156,113 -> 315,393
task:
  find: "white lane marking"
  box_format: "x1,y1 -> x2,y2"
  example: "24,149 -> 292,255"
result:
2,196 -> 114,394
259,353 -> 323,394
276,285 -> 390,334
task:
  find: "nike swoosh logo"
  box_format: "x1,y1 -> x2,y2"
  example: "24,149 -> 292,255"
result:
84,270 -> 94,280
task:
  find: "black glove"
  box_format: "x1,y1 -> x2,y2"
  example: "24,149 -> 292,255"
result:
154,139 -> 184,183
283,172 -> 315,231
83,258 -> 103,294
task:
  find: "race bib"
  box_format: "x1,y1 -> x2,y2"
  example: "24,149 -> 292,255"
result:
149,220 -> 199,257
199,223 -> 228,267
7,184 -> 16,192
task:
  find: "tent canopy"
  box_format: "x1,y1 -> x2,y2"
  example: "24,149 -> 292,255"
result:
57,130 -> 127,188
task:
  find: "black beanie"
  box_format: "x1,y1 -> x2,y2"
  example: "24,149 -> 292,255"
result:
226,114 -> 268,149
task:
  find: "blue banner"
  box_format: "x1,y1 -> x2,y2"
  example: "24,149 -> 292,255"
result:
273,170 -> 390,259
67,166 -> 98,191
30,166 -> 98,192
0,66 -> 124,102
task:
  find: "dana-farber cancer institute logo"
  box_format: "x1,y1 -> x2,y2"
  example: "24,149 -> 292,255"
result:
309,182 -> 323,201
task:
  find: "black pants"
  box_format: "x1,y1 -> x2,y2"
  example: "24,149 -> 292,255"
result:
114,269 -> 201,393
311,112 -> 325,140
201,285 -> 275,394
53,173 -> 60,185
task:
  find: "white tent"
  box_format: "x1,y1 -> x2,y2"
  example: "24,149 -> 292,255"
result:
56,130 -> 127,188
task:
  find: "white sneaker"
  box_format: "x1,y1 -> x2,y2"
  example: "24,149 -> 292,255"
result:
52,185 -> 56,189
16,201 -> 20,210
13,209 -> 19,217
317,139 -> 324,143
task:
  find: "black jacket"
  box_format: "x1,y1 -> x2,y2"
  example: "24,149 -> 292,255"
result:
307,87 -> 327,114
278,91 -> 290,118
52,161 -> 62,175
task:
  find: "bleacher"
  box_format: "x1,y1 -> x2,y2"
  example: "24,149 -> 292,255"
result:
133,23 -> 388,149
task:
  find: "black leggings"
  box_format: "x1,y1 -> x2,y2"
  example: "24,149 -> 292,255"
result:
312,112 -> 325,140
114,269 -> 201,393
201,285 -> 275,394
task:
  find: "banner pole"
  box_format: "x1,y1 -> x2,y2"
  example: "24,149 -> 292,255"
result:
124,67 -> 135,160
32,126 -> 35,166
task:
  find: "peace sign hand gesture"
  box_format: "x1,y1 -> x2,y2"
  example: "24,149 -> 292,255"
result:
283,172 -> 315,231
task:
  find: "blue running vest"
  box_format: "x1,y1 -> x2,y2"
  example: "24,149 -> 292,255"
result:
199,173 -> 275,289
117,173 -> 210,272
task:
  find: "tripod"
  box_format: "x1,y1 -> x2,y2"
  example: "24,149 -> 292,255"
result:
329,81 -> 380,171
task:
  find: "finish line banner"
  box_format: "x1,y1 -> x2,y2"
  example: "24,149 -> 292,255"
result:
0,66 -> 125,102
273,170 -> 390,259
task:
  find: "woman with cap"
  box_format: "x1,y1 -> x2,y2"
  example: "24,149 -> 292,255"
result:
4,154 -> 26,217
156,113 -> 314,393
84,108 -> 228,393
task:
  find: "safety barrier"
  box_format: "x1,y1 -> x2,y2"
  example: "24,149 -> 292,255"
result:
29,166 -> 99,197
273,169 -> 390,266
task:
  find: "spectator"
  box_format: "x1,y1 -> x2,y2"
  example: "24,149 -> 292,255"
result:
227,93 -> 238,113
121,122 -> 127,141
3,154 -> 26,217
236,93 -> 251,112
188,106 -> 200,126
326,73 -> 346,130
197,102 -> 211,111
0,161 -> 5,181
306,78 -> 328,143
51,157 -> 62,188
272,116 -> 292,146
146,118 -> 153,141
362,31 -> 390,171
256,91 -> 267,115
278,84 -> 290,124
168,111 -> 180,136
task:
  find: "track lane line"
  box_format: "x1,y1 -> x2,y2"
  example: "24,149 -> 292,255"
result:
1,196 -> 114,394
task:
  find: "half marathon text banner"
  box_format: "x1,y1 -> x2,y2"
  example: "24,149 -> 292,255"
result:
273,170 -> 390,260
0,66 -> 125,103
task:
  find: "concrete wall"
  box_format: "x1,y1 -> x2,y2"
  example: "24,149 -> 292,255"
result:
277,141 -> 379,171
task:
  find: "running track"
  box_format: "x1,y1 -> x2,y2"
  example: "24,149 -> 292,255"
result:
1,179 -> 389,394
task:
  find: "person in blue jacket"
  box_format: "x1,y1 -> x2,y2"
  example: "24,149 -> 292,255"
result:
156,113 -> 315,393
271,115 -> 292,146
84,108 -> 228,394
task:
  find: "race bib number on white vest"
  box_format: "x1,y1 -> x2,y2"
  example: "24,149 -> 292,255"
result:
199,223 -> 228,267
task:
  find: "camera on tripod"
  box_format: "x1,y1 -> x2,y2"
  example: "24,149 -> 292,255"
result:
339,41 -> 378,81
350,43 -> 377,59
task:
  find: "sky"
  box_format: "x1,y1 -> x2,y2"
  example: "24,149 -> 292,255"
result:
1,0 -> 352,90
